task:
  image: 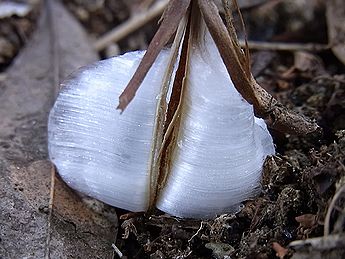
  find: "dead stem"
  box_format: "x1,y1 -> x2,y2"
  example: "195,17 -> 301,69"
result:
117,0 -> 191,112
238,40 -> 329,52
198,0 -> 321,135
118,0 -> 321,135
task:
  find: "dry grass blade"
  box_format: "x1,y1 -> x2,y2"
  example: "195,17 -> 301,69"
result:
117,0 -> 191,112
198,0 -> 321,135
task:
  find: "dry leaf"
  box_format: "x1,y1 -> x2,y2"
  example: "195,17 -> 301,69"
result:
0,0 -> 117,258
295,214 -> 317,229
294,51 -> 326,76
272,242 -> 289,259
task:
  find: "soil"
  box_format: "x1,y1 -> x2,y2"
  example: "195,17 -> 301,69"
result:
1,0 -> 344,258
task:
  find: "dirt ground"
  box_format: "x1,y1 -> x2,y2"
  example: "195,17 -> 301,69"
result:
0,0 -> 344,258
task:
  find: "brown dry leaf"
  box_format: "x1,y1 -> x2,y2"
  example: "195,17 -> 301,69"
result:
272,242 -> 289,259
293,51 -> 326,77
295,214 -> 317,228
327,0 -> 345,65
0,0 -> 117,258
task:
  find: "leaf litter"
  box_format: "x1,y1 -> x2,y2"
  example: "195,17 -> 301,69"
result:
1,0 -> 345,258
0,0 -> 117,258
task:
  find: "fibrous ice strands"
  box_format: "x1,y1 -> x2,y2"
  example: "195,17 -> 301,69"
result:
48,30 -> 274,219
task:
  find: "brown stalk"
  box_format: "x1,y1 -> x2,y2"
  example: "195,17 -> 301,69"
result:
118,0 -> 320,135
117,0 -> 190,112
197,0 -> 321,135
222,0 -> 249,75
232,0 -> 251,76
198,0 -> 259,106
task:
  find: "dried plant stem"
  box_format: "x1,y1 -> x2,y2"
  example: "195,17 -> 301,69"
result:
117,0 -> 191,112
118,0 -> 320,135
112,243 -> 124,258
94,0 -> 169,51
239,40 -> 329,52
222,0 -> 249,76
198,0 -> 320,135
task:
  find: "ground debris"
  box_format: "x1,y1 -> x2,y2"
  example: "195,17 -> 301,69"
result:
289,233 -> 345,259
2,1 -> 345,258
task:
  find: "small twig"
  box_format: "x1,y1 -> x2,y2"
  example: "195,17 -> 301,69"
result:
238,40 -> 329,52
324,184 -> 345,236
222,0 -> 249,76
116,0 -> 321,136
188,221 -> 205,243
45,164 -> 56,259
94,0 -> 169,51
112,243 -> 124,258
232,0 -> 251,75
198,0 -> 321,135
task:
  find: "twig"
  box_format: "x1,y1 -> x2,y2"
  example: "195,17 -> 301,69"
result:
188,222 -> 205,243
45,164 -> 56,259
94,0 -> 169,51
112,243 -> 123,258
198,0 -> 321,135
238,40 -> 329,52
222,0 -> 248,75
116,0 -> 321,135
324,184 -> 345,236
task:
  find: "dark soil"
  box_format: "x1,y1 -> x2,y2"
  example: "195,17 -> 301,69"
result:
2,0 -> 344,258
114,76 -> 345,258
